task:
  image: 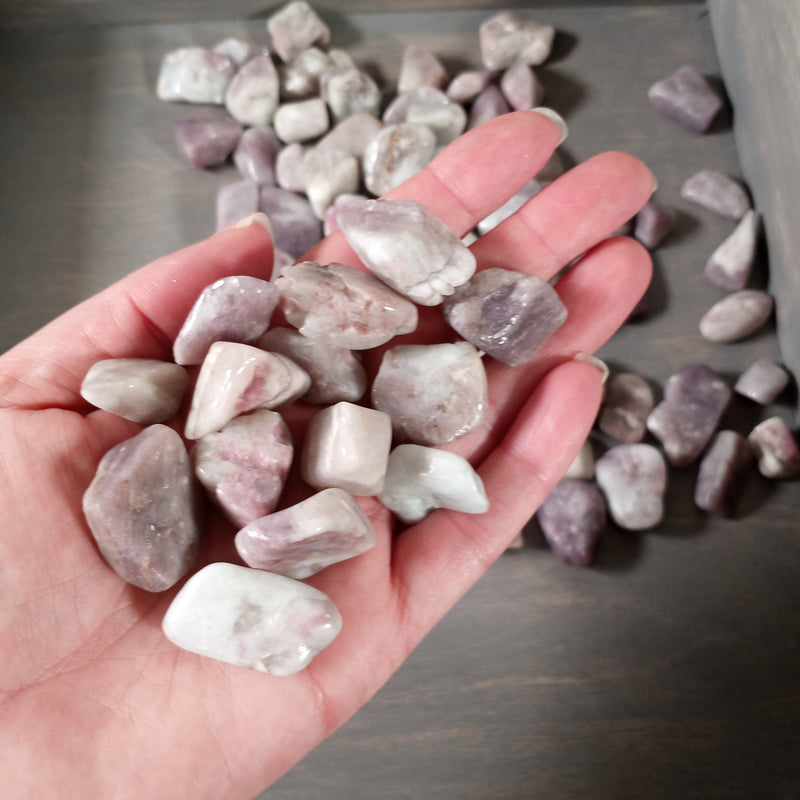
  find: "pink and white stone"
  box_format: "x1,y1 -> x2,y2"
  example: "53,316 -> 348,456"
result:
748,417 -> 800,479
83,425 -> 201,592
704,209 -> 758,291
322,192 -> 368,236
317,113 -> 384,160
275,143 -> 307,192
225,54 -> 281,127
362,123 -> 437,196
173,113 -> 243,168
276,260 -> 418,349
398,44 -> 448,93
371,342 -> 488,445
734,358 -> 789,405
216,179 -> 260,232
162,562 -> 341,675
383,86 -> 466,145
302,148 -> 360,219
258,327 -> 367,404
699,290 -> 773,342
378,444 -> 489,524
467,84 -> 512,129
236,488 -> 376,578
185,342 -> 310,440
267,0 -> 331,63
279,46 -> 332,99
193,409 -> 293,527
233,126 -> 281,184
681,169 -> 751,221
446,69 -> 494,103
500,60 -> 545,111
320,65 -> 381,122
301,401 -> 393,495
212,37 -> 257,68
479,12 -> 556,70
156,47 -> 236,104
259,185 -> 322,259
274,97 -> 330,143
173,275 -> 280,366
336,196 -> 476,305
80,359 -> 188,424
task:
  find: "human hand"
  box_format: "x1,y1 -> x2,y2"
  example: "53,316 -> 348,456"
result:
0,110 -> 653,799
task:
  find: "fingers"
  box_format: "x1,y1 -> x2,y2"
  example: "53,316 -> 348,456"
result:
389,358 -> 604,637
0,218 -> 274,410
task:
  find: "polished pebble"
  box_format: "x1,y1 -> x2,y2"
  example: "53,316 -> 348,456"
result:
647,65 -> 723,133
694,430 -> 753,516
704,209 -> 758,292
634,201 -> 677,249
598,372 -> 655,443
267,0 -> 330,63
157,47 -> 236,104
681,169 -> 750,220
383,86 -> 466,145
748,417 -> 800,479
234,126 -> 281,184
699,290 -> 773,342
479,11 -> 555,70
225,54 -> 280,127
734,358 -> 790,405
362,122 -> 437,196
173,113 -> 243,168
398,44 -> 448,93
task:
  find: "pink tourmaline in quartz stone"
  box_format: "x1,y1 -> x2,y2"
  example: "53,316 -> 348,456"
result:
276,261 -> 418,349
647,65 -> 724,134
317,113 -> 384,160
274,97 -> 330,143
442,268 -> 567,366
225,54 -> 281,127
383,86 -> 467,145
336,196 -> 476,305
259,327 -> 366,404
398,44 -> 448,93
362,123 -> 437,196
734,358 -> 789,405
748,417 -> 800,479
681,169 -> 750,220
216,180 -> 260,232
259,185 -> 322,259
301,401 -> 393,495
634,201 -> 677,249
500,60 -> 545,111
173,275 -> 280,366
372,342 -> 488,445
236,488 -> 375,578
185,342 -> 310,440
704,209 -> 758,291
646,364 -> 731,467
320,65 -> 381,123
80,359 -> 188,424
83,425 -> 201,592
156,47 -> 236,104
280,47 -> 332,99
595,443 -> 667,531
302,148 -> 360,219
694,430 -> 753,516
536,479 -> 606,566
446,69 -> 494,104
598,372 -> 655,443
267,0 -> 331,63
173,113 -> 243,168
699,290 -> 773,343
233,127 -> 281,184
479,12 -> 555,70
276,143 -> 307,192
193,409 -> 292,527
162,562 -> 341,675
467,85 -> 512,129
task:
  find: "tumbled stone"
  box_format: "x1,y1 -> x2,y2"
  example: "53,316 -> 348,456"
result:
646,364 -> 731,466
328,49 -> 354,68
681,169 -> 750,220
216,179 -> 260,232
565,440 -> 595,480
213,37 -> 257,68
378,444 -> 489,524
479,11 -> 556,70
162,562 -> 341,675
279,46 -> 332,99
81,359 -> 189,424
302,148 -> 360,219
704,209 -> 758,291
173,113 -> 243,168
362,122 -> 437,196
598,372 -> 655,443
275,260 -> 417,349
748,417 -> 800,479
259,185 -> 322,258
734,358 -> 790,405
647,65 -> 723,134
699,290 -> 773,342
500,60 -> 545,111
467,85 -> 512,129
225,54 -> 280,128
595,443 -> 666,531
372,342 -> 487,445
476,177 -> 547,235
694,430 -> 752,515
236,488 -> 375,578
185,342 -> 310,440
442,268 -> 566,366
537,479 -> 606,566
301,401 -> 392,495
446,69 -> 494,103
267,0 -> 331,63
322,192 -> 366,236
83,425 -> 201,591
258,327 -> 366,404
173,275 -> 280,366
398,44 -> 448,93
317,112 -> 384,160
321,65 -> 381,123
336,196 -> 476,305
383,86 -> 466,145
274,97 -> 330,143
233,126 -> 281,184
194,409 -> 293,527
634,201 -> 677,249
275,143 -> 307,192
156,47 -> 236,104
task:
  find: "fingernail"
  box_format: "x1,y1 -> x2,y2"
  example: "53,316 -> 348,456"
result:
532,107 -> 568,145
232,211 -> 274,240
574,352 -> 609,385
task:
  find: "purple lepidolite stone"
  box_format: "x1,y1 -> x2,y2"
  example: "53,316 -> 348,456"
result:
704,209 -> 758,291
83,425 -> 201,591
647,65 -> 723,134
267,0 -> 331,63
699,290 -> 773,343
317,113 -> 384,161
694,430 -> 753,516
442,268 -> 567,366
216,180 -> 260,231
681,169 -> 750,220
225,54 -> 281,128
173,113 -> 243,168
748,417 -> 800,479
467,85 -> 511,129
598,372 -> 655,443
233,127 -> 281,184
634,201 -> 677,249
500,60 -> 545,111
259,185 -> 322,259
734,358 -> 789,405
446,69 -> 494,104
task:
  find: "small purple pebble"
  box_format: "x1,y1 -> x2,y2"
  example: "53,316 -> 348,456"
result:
694,430 -> 753,515
647,65 -> 723,134
173,113 -> 243,168
634,201 -> 677,249
734,358 -> 790,405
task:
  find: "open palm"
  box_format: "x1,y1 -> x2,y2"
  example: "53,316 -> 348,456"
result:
0,111 -> 653,799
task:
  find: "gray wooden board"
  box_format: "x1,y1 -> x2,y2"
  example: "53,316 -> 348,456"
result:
1,3 -> 799,799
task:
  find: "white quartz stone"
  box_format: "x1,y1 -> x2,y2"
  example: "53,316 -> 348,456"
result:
302,147 -> 360,219
156,47 -> 236,104
162,562 -> 341,675
274,97 -> 330,144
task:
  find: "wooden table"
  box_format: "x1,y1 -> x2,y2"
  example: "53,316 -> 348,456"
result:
2,3 -> 799,798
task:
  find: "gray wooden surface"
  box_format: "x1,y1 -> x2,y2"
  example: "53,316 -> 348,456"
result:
2,3 -> 799,799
